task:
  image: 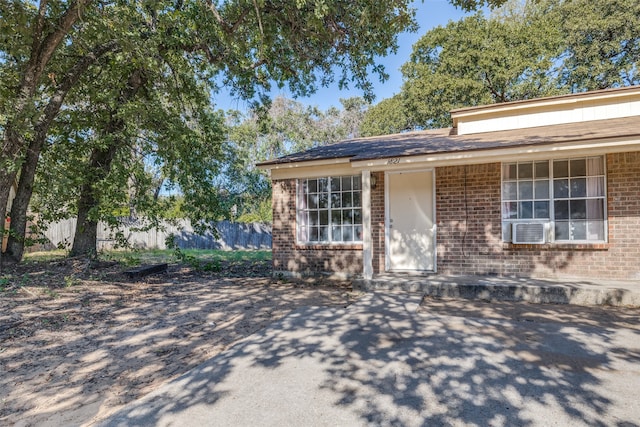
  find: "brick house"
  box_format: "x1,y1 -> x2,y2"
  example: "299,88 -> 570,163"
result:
257,86 -> 640,281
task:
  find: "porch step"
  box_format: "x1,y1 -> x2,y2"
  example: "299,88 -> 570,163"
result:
353,275 -> 640,308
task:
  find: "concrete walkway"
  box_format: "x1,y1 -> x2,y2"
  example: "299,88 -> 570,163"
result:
354,274 -> 640,307
99,292 -> 640,427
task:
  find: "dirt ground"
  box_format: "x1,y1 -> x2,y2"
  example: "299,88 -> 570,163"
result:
0,257 -> 362,426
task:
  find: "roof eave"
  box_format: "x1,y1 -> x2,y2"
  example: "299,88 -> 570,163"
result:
256,156 -> 353,171
349,135 -> 640,169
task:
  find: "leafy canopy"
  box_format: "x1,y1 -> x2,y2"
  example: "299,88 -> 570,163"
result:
401,5 -> 562,129
361,0 -> 640,134
221,96 -> 367,222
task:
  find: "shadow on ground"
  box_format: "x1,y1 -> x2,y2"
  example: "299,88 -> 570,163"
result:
103,293 -> 640,427
0,259 -> 355,426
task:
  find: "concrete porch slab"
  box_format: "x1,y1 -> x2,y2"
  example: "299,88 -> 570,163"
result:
353,274 -> 640,307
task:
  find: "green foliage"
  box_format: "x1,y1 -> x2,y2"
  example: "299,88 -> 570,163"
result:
120,253 -> 142,267
222,95 -> 368,222
449,0 -> 509,11
362,0 -> 640,134
0,273 -> 29,294
100,248 -> 271,264
43,288 -> 60,299
3,219 -> 50,249
237,198 -> 273,223
360,94 -> 412,136
63,275 -> 80,288
158,196 -> 187,220
21,250 -> 67,263
165,234 -> 221,272
0,276 -> 9,292
32,5 -> 228,238
338,97 -> 369,139
553,0 -> 640,90
195,0 -> 419,102
3,0 -> 423,260
401,7 -> 562,128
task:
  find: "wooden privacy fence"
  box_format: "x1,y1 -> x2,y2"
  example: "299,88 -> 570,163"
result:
41,218 -> 272,251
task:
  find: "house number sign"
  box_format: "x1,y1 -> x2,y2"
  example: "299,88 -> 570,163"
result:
386,157 -> 401,165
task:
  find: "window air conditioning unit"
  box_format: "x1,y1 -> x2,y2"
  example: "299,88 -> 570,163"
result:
512,222 -> 547,244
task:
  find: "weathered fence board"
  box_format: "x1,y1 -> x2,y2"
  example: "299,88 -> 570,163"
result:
37,218 -> 271,251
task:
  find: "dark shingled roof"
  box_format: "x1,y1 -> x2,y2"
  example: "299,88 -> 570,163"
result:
257,116 -> 640,167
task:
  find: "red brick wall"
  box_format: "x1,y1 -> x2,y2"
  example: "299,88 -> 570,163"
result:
435,151 -> 640,280
371,172 -> 386,273
272,151 -> 640,280
436,163 -> 504,275
605,152 -> 640,278
271,178 -> 363,277
271,179 -> 296,273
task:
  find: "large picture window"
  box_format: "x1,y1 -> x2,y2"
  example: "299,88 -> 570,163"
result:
502,156 -> 606,243
297,175 -> 363,243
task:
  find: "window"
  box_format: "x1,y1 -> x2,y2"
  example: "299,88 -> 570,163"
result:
297,175 -> 363,243
502,156 -> 606,243
502,161 -> 550,221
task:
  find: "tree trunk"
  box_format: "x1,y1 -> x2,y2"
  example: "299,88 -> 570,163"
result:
5,150 -> 37,262
0,131 -> 26,270
5,41 -> 118,262
70,145 -> 119,257
0,183 -> 13,269
0,0 -> 93,268
70,68 -> 146,257
0,80 -> 35,267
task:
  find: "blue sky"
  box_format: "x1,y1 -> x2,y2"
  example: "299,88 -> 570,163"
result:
212,0 -> 474,112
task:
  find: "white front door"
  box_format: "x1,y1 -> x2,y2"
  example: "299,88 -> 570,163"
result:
386,170 -> 435,271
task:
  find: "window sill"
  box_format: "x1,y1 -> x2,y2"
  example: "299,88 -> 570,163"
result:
503,242 -> 609,251
296,243 -> 363,251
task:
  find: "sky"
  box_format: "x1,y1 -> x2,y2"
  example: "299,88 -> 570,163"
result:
212,0 -> 475,112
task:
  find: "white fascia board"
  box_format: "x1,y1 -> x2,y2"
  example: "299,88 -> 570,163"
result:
257,157 -> 351,171
451,89 -> 640,121
270,160 -> 356,180
349,137 -> 640,170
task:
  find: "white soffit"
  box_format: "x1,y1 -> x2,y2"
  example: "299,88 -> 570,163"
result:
452,88 -> 640,135
269,160 -> 355,180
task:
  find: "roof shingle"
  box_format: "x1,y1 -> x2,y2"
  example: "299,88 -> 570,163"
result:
257,116 -> 640,167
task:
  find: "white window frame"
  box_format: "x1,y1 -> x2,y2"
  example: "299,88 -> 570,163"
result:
296,175 -> 363,244
501,156 -> 607,244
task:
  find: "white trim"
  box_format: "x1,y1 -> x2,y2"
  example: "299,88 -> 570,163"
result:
455,98 -> 640,135
432,171 -> 438,274
384,168 -> 437,272
451,86 -> 640,119
500,156 -> 608,244
258,157 -> 350,171
384,171 -> 390,272
295,179 -> 302,245
362,170 -> 373,279
271,163 -> 357,180
295,175 -> 364,245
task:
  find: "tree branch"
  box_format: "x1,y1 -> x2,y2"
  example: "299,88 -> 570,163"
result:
33,0 -> 94,82
35,40 -> 120,141
31,0 -> 49,58
206,0 -> 251,35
